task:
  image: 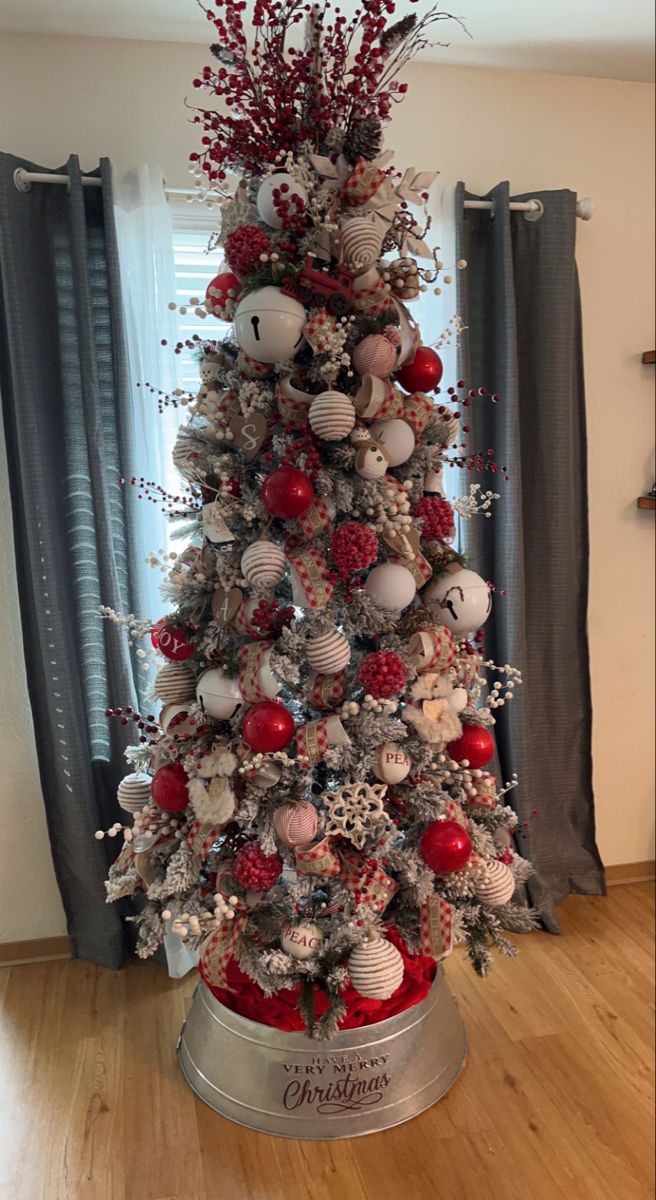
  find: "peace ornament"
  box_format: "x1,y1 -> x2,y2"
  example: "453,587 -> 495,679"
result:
373,742 -> 412,784
281,920 -> 324,961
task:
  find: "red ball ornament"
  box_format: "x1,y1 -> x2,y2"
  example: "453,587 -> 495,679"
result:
234,841 -> 283,891
330,522 -> 379,578
447,724 -> 495,769
151,763 -> 189,813
151,619 -> 195,661
242,701 -> 295,752
358,651 -> 407,699
205,270 -> 241,319
396,346 -> 444,394
261,467 -> 314,520
420,819 -> 472,874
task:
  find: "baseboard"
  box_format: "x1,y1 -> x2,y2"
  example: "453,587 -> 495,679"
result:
0,935 -> 71,966
605,861 -> 655,886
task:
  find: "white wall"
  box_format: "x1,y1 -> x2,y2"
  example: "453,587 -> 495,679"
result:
0,35 -> 653,940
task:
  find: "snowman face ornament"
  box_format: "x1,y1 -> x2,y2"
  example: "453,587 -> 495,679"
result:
355,440 -> 390,480
423,567 -> 492,638
234,286 -> 307,363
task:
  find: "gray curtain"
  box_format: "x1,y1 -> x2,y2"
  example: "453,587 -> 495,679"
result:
455,182 -> 605,930
0,154 -> 142,967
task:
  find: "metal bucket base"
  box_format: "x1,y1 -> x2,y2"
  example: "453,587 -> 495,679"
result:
177,968 -> 467,1139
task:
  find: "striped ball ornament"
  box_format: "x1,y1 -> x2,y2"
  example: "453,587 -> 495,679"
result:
305,629 -> 351,675
348,937 -> 405,1000
473,860 -> 516,907
117,772 -> 152,814
241,541 -> 286,589
272,801 -> 319,847
309,392 -> 356,441
340,217 -> 384,275
154,661 -> 196,705
352,334 -> 397,379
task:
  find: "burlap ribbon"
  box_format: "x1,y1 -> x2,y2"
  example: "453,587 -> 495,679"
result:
341,159 -> 386,206
238,640 -> 274,702
309,670 -> 346,712
276,376 -> 312,425
294,496 -> 334,541
338,849 -> 399,913
303,308 -> 337,353
286,543 -> 334,610
295,835 -> 341,877
419,895 -> 453,960
199,908 -> 249,991
295,714 -> 350,766
186,818 -> 224,860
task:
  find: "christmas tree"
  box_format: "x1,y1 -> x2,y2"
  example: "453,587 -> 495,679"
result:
99,0 -> 537,1039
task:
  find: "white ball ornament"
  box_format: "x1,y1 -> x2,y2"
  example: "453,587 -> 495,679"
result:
365,562 -> 416,612
348,937 -> 405,1000
196,669 -> 242,720
240,541 -> 286,590
369,418 -> 416,466
373,743 -> 412,785
154,661 -> 196,705
281,921 -> 324,961
117,772 -> 152,814
256,173 -> 307,229
423,567 -> 492,638
448,687 -> 468,714
305,629 -> 351,675
234,286 -> 306,363
309,391 -> 356,441
474,860 -> 516,906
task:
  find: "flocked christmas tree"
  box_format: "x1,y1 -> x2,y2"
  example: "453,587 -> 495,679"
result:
99,0 -> 538,1038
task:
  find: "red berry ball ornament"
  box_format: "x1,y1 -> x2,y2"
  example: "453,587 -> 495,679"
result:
358,651 -> 407,699
234,842 -> 283,891
261,466 -> 314,520
447,724 -> 495,769
224,224 -> 273,278
242,701 -> 295,752
420,819 -> 472,874
151,618 -> 195,661
412,496 -> 455,543
151,763 -> 190,813
205,270 -> 241,319
396,346 -> 443,394
330,522 -> 378,578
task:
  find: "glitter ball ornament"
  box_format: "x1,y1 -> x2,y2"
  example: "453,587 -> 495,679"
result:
240,541 -> 286,589
256,173 -> 307,229
281,920 -> 324,960
358,651 -> 407,698
330,522 -> 378,577
261,466 -> 313,520
474,860 -> 516,906
117,772 -> 152,814
242,700 -> 295,752
196,669 -> 242,720
272,801 -> 319,847
420,819 -> 472,874
224,223 -> 273,277
412,496 -> 455,543
373,743 -> 412,784
154,661 -> 196,705
306,629 -> 351,675
152,619 -> 195,661
151,763 -> 190,813
308,391 -> 356,441
369,418 -> 416,466
352,333 -> 397,379
447,724 -> 495,769
234,286 -> 306,362
234,841 -> 283,890
423,567 -> 492,638
396,346 -> 443,393
205,270 -> 241,319
365,562 -> 416,612
348,937 -> 405,1000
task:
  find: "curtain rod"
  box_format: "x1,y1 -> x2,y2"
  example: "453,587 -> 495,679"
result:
13,168 -> 594,220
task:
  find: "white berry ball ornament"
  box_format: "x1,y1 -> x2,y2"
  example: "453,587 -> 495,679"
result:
370,418 -> 416,466
281,921 -> 324,961
240,541 -> 286,590
348,936 -> 404,1000
309,391 -> 356,441
373,743 -> 412,784
473,860 -> 516,906
196,669 -> 242,720
306,629 -> 351,675
365,562 -> 416,612
423,567 -> 492,638
256,173 -> 307,230
234,287 -> 306,363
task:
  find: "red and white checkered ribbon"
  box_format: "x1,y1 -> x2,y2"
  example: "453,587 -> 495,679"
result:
402,392 -> 433,437
112,840 -> 137,873
341,158 -> 386,206
200,907 -> 248,992
276,377 -> 312,425
287,544 -> 334,610
419,895 -> 453,960
303,308 -> 336,353
390,549 -> 433,588
309,670 -> 346,712
295,714 -> 349,766
186,819 -> 223,860
294,496 -> 334,541
407,626 -> 456,674
295,835 -> 341,877
470,773 -> 498,809
444,798 -> 468,828
352,276 -> 391,316
339,849 -> 399,914
238,640 -> 273,703
374,381 -> 405,421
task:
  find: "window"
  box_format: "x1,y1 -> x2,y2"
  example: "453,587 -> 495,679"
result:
170,201 -> 228,393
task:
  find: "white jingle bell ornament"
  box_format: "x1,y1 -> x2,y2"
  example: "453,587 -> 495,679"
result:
309,391 -> 356,441
240,541 -> 286,590
117,772 -> 152,814
370,418 -> 416,467
256,173 -> 308,229
365,562 -> 416,612
423,567 -> 492,638
474,860 -> 516,907
234,287 -> 306,363
196,669 -> 242,720
272,801 -> 319,847
348,936 -> 405,1000
373,742 -> 412,785
305,629 -> 351,675
154,661 -> 196,705
281,920 -> 324,961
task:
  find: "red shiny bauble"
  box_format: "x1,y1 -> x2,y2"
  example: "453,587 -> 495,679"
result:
261,467 -> 314,520
242,701 -> 295,752
205,270 -> 241,319
151,618 -> 195,661
447,724 -> 495,769
396,346 -> 444,394
151,763 -> 190,813
420,819 -> 472,874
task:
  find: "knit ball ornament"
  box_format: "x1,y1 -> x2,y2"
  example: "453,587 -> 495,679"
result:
412,496 -> 456,543
330,522 -> 378,578
224,224 -> 273,278
358,651 -> 407,699
234,842 -> 283,891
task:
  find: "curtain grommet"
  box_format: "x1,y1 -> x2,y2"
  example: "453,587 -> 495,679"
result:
523,199 -> 544,222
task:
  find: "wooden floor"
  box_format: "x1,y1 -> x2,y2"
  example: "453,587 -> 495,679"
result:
0,884 -> 653,1200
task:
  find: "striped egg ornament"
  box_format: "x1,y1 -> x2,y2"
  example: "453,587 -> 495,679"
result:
241,541 -> 286,589
347,937 -> 405,1000
117,772 -> 153,814
305,629 -> 351,675
473,860 -> 516,906
309,392 -> 356,441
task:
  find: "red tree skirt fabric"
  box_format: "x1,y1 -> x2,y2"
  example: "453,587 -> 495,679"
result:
200,928 -> 438,1032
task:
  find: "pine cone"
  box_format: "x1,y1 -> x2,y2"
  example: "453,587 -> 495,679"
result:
379,14 -> 417,55
343,116 -> 383,164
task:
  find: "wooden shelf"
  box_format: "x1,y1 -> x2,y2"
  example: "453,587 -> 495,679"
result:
637,496 -> 656,510
642,350 -> 655,364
